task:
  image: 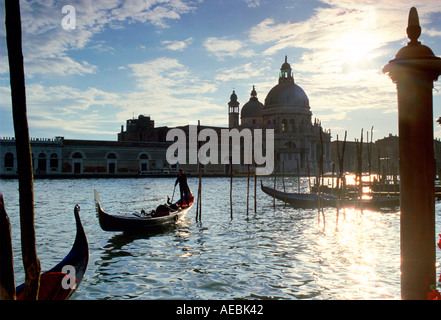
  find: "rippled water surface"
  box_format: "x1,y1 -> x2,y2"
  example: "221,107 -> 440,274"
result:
1,177 -> 440,300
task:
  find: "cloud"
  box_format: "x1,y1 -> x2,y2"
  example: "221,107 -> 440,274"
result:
215,63 -> 268,82
110,0 -> 196,28
203,37 -> 254,58
122,57 -> 223,127
1,0 -> 198,77
24,57 -> 97,77
0,83 -> 123,137
245,0 -> 261,8
162,37 -> 193,51
426,28 -> 441,37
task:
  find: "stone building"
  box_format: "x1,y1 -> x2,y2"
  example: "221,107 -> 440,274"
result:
0,136 -> 172,177
228,56 -> 332,174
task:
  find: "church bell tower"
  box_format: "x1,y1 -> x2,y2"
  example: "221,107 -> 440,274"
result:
228,90 -> 240,128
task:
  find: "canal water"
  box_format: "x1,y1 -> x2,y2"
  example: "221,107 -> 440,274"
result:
1,176 -> 440,300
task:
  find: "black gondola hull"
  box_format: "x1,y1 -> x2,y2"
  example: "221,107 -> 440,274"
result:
15,205 -> 89,300
96,192 -> 194,232
260,182 -> 399,209
261,182 -> 337,208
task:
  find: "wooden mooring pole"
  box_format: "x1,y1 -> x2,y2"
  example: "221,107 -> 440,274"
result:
5,0 -> 41,300
383,7 -> 441,300
254,167 -> 257,213
273,151 -> 277,209
230,156 -> 233,220
196,120 -> 202,221
247,164 -> 250,216
0,194 -> 15,300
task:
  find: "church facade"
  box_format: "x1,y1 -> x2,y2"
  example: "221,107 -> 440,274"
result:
228,57 -> 332,174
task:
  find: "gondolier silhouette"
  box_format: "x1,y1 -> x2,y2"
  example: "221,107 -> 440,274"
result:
175,169 -> 190,206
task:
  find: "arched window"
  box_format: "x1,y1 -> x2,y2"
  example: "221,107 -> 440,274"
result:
107,153 -> 117,174
139,153 -> 150,173
290,119 -> 295,132
283,141 -> 296,149
4,153 -> 14,171
281,119 -> 287,133
72,152 -> 83,174
38,153 -> 47,173
50,153 -> 58,170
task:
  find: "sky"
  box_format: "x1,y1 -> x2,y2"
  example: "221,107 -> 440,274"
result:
1,0 -> 441,143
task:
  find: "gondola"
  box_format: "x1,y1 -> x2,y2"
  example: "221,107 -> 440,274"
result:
15,205 -> 89,300
261,181 -> 338,208
95,189 -> 194,232
261,181 -> 399,209
349,194 -> 400,209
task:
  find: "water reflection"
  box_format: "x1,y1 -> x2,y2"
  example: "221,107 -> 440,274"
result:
1,177 -> 438,300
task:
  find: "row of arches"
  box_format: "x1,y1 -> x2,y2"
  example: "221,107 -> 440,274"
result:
70,151 -> 152,174
265,117 -> 310,133
3,152 -> 60,174
3,151 -> 155,174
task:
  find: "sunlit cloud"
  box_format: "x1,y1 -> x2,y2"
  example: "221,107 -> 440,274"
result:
244,0 -> 441,139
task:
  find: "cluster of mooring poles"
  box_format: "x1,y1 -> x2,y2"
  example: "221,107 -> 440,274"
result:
335,131 -> 347,231
382,7 -> 441,300
228,159 -> 259,221
195,131 -> 259,221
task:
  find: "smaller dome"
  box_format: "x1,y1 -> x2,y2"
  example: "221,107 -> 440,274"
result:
281,55 -> 291,71
241,86 -> 263,118
230,90 -> 238,102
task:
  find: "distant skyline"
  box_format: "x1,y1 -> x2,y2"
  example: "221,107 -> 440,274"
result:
1,0 -> 441,142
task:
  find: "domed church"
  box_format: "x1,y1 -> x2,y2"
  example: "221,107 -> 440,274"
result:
228,56 -> 331,174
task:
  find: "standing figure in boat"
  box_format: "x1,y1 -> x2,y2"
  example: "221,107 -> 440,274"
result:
175,169 -> 190,206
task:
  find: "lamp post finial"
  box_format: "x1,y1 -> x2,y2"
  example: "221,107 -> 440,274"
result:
407,7 -> 421,45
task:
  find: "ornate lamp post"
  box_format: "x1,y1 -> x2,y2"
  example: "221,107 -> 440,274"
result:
383,7 -> 441,299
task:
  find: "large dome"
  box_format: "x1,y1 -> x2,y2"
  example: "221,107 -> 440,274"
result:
264,82 -> 309,108
241,86 -> 263,118
264,56 -> 310,110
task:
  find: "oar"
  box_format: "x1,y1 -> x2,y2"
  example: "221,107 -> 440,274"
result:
171,184 -> 176,202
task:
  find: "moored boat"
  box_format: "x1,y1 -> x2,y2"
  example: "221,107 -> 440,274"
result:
15,205 -> 89,300
260,181 -> 337,208
350,194 -> 400,209
261,181 -> 399,209
95,189 -> 194,232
